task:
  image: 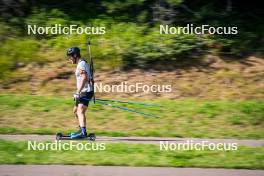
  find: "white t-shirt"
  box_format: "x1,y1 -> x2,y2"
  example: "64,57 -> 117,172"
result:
75,59 -> 93,92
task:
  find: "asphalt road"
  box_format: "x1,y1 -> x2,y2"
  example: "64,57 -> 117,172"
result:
1,165 -> 264,176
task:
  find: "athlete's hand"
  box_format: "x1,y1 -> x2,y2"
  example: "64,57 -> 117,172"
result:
73,93 -> 80,101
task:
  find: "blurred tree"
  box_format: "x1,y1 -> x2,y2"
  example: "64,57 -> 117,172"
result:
0,0 -> 31,23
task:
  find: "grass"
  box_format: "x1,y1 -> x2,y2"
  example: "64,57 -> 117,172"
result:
0,139 -> 263,169
0,94 -> 263,139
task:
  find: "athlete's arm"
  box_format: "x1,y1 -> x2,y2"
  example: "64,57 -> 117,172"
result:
77,69 -> 88,93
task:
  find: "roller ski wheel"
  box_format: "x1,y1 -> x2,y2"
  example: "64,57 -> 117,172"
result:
88,133 -> 96,141
56,133 -> 63,140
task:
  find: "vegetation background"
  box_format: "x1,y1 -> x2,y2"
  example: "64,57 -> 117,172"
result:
0,0 -> 263,136
0,0 -> 263,77
0,0 -> 263,169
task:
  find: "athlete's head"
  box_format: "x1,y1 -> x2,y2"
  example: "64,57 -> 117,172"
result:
67,47 -> 81,64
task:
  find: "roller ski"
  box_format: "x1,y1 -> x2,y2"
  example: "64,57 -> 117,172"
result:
56,132 -> 96,141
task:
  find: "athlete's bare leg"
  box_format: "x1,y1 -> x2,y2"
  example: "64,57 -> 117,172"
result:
76,104 -> 87,128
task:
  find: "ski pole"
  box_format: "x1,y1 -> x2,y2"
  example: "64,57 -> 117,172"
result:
87,36 -> 95,104
96,98 -> 163,107
80,98 -> 160,118
95,100 -> 160,118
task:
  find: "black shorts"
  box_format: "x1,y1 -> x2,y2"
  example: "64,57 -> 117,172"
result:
75,91 -> 94,107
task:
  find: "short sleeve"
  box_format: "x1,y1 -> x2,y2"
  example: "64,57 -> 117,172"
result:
78,61 -> 86,71
78,61 -> 92,80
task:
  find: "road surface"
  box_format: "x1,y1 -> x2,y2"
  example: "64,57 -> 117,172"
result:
1,165 -> 264,176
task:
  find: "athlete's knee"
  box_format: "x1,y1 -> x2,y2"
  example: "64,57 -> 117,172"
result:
77,106 -> 86,115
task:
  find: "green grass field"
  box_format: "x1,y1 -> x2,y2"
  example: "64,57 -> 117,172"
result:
0,94 -> 263,139
0,140 -> 263,169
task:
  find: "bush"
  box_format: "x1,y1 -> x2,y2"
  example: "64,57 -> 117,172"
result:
122,27 -> 206,67
0,38 -> 41,78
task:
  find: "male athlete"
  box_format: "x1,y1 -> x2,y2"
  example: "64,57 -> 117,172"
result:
67,47 -> 94,139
